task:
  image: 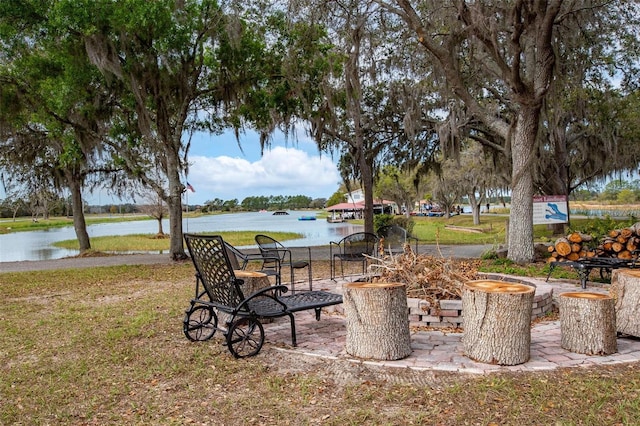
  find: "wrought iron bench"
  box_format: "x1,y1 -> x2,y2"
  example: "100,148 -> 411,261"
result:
183,233 -> 342,358
546,256 -> 640,289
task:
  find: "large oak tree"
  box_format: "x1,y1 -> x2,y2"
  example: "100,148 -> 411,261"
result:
379,0 -> 638,262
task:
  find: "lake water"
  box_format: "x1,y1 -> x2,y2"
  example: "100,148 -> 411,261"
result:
0,211 -> 363,263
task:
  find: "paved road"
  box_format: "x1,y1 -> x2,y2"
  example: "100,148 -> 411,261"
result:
0,244 -> 494,273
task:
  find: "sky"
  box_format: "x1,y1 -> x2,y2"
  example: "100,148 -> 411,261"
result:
79,128 -> 342,206
0,127 -> 342,206
181,129 -> 341,205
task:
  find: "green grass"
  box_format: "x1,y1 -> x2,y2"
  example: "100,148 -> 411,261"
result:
0,214 -> 158,233
411,215 -> 507,244
0,211 -> 218,234
52,231 -> 303,251
409,215 -> 624,245
2,263 -> 639,425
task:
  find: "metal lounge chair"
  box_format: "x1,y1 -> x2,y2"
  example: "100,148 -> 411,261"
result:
254,234 -> 313,294
183,233 -> 342,358
329,232 -> 379,280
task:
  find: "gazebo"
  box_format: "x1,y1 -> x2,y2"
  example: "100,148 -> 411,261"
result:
325,200 -> 396,222
325,202 -> 364,221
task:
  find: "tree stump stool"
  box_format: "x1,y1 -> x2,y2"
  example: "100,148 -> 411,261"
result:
559,292 -> 617,355
462,280 -> 535,365
343,282 -> 412,360
610,269 -> 640,337
216,271 -> 273,325
235,270 -> 272,297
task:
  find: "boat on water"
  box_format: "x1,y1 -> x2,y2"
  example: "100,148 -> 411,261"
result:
298,215 -> 317,221
326,217 -> 344,223
272,210 -> 289,215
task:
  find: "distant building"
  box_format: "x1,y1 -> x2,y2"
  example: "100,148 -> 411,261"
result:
327,190 -> 398,218
345,189 -> 365,204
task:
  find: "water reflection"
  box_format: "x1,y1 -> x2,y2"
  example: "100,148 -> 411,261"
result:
0,211 -> 362,263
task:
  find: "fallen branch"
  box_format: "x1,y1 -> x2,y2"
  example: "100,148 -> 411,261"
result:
367,246 -> 481,306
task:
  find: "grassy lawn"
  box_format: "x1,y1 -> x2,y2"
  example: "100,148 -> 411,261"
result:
0,214 -> 152,233
3,209 -> 640,423
52,231 -> 303,251
411,215 -> 507,244
2,262 -> 640,425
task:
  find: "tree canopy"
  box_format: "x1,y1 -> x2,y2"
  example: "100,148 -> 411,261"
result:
1,0 -> 639,263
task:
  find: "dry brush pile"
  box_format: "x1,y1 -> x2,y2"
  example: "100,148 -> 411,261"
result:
368,245 -> 481,305
548,222 -> 640,262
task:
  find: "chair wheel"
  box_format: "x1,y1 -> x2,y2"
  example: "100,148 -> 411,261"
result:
183,306 -> 217,341
226,317 -> 264,358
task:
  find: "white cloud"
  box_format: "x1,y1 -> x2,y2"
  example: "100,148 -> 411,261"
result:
187,146 -> 340,202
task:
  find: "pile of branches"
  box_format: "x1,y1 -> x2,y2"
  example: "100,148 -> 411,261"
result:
368,246 -> 482,305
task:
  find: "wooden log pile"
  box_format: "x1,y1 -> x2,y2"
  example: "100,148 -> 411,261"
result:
548,223 -> 640,262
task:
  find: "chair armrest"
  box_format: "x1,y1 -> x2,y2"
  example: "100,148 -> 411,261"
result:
407,235 -> 419,252
241,253 -> 281,270
236,252 -> 260,269
281,246 -> 312,263
329,241 -> 341,257
272,247 -> 293,263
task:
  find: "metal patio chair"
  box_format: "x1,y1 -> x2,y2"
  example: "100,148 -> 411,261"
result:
223,240 -> 281,285
254,234 -> 313,294
329,232 -> 379,280
377,225 -> 419,255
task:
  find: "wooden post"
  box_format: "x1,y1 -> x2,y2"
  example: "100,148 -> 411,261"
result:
610,269 -> 640,337
343,282 -> 412,360
559,292 -> 617,355
462,280 -> 534,365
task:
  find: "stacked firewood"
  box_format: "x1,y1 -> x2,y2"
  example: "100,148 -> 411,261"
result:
548,223 -> 640,262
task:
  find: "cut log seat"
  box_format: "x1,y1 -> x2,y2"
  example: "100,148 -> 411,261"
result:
559,292 -> 617,355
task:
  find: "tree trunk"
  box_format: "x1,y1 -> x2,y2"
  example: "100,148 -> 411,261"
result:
343,282 -> 412,360
361,153 -> 375,234
462,280 -> 534,365
507,110 -> 538,263
236,271 -> 272,298
610,269 -> 640,337
166,152 -> 187,260
468,192 -> 481,225
559,292 -> 617,355
68,174 -> 91,252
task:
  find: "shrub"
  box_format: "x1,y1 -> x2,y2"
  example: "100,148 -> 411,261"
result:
373,214 -> 415,234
